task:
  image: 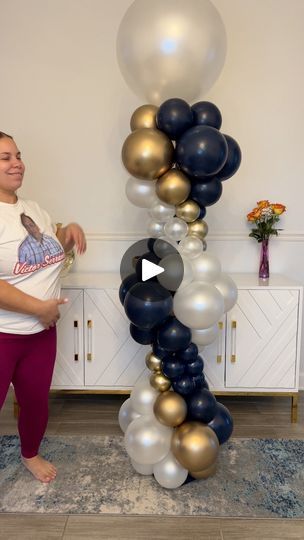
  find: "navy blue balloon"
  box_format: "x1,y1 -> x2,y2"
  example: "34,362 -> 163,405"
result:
190,177 -> 222,207
156,98 -> 193,140
192,374 -> 208,390
147,238 -> 156,251
176,125 -> 228,179
191,101 -> 222,130
176,342 -> 198,363
185,355 -> 204,376
208,402 -> 234,444
157,316 -> 192,352
172,375 -> 195,396
198,206 -> 206,219
162,358 -> 185,379
187,389 -> 217,423
130,323 -> 155,345
124,282 -> 173,330
119,273 -> 138,305
152,342 -> 173,360
217,134 -> 242,181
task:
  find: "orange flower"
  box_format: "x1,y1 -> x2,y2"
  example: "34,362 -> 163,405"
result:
247,212 -> 256,221
257,200 -> 270,209
271,203 -> 286,215
247,208 -> 261,221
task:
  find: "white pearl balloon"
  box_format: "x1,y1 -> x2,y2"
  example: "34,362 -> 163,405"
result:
214,273 -> 238,312
179,235 -> 204,259
164,218 -> 188,241
131,459 -> 153,475
126,177 -> 158,208
147,219 -> 165,238
178,256 -> 194,290
153,451 -> 188,489
191,325 -> 219,346
118,398 -> 141,433
149,201 -> 175,223
130,377 -> 159,415
173,281 -> 224,329
124,415 -> 172,465
191,253 -> 222,283
117,0 -> 227,104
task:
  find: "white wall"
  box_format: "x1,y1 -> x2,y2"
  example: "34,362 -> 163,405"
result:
1,0 -> 304,384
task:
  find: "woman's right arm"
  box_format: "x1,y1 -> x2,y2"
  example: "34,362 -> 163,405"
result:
0,279 -> 68,329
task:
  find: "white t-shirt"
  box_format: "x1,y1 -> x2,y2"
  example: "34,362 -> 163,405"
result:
0,198 -> 65,334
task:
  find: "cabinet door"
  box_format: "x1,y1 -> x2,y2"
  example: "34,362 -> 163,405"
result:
199,318 -> 226,390
52,289 -> 84,387
226,289 -> 299,389
84,289 -> 149,387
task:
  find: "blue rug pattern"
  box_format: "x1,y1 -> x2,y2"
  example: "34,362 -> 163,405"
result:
0,435 -> 303,517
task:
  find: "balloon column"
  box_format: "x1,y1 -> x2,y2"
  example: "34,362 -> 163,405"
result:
116,0 -> 241,489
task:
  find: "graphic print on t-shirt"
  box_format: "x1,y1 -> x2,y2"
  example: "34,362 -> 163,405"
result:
13,212 -> 65,275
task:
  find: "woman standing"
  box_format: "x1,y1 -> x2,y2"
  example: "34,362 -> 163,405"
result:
0,131 -> 86,483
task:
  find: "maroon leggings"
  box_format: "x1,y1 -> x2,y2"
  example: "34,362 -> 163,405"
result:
0,327 -> 56,458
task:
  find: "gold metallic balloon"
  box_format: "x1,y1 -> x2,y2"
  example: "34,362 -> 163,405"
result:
130,104 -> 158,131
156,169 -> 191,205
171,422 -> 219,472
188,219 -> 209,240
190,462 -> 217,479
150,372 -> 171,392
175,199 -> 200,223
145,352 -> 162,372
153,391 -> 187,427
122,128 -> 174,180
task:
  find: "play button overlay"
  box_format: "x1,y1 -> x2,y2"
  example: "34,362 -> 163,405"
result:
142,259 -> 164,281
120,238 -> 184,296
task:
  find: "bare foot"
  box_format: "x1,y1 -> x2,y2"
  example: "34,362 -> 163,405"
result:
21,455 -> 57,483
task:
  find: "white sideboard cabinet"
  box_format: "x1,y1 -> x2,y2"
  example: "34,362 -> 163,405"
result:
51,273 -> 303,422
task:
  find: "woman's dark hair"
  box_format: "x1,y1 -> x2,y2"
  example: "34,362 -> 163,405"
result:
0,131 -> 13,139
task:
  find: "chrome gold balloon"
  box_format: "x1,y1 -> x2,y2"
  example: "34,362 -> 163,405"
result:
122,128 -> 174,180
153,391 -> 187,427
188,219 -> 208,240
130,104 -> 158,131
175,199 -> 200,223
156,169 -> 191,205
150,372 -> 171,392
171,421 -> 219,472
145,352 -> 162,372
190,462 -> 217,479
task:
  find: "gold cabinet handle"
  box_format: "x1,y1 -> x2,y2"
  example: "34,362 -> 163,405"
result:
231,320 -> 237,363
87,319 -> 93,361
73,320 -> 79,361
217,321 -> 223,363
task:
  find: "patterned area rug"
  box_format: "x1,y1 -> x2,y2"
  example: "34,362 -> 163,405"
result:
0,435 -> 303,517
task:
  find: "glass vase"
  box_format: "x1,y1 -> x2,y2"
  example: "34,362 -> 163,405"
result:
259,239 -> 269,280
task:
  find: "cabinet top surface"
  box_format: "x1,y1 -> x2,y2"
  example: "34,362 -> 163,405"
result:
60,272 -> 303,290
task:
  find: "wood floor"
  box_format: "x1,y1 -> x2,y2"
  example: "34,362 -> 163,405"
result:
0,389 -> 304,539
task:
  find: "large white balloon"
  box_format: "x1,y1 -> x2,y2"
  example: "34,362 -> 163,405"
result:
191,324 -> 219,346
126,177 -> 158,208
130,377 -> 159,415
118,398 -> 141,433
214,273 -> 238,312
117,0 -> 227,104
173,281 -> 224,329
131,459 -> 153,475
191,252 -> 222,283
124,415 -> 172,465
153,451 -> 188,489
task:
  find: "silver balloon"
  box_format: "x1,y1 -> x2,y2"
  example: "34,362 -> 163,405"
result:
126,177 -> 158,208
157,253 -> 184,291
173,281 -> 224,329
146,219 -> 165,238
118,398 -> 141,433
191,324 -> 219,346
124,415 -> 172,465
149,200 -> 175,222
153,451 -> 188,489
153,236 -> 177,258
191,253 -> 222,283
179,235 -> 204,259
164,218 -> 188,241
214,273 -> 238,312
131,459 -> 153,475
116,0 -> 227,104
130,377 -> 159,415
178,256 -> 194,290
